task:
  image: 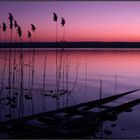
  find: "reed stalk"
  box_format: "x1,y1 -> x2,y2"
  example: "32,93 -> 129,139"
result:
42,50 -> 47,111
70,56 -> 79,93
114,74 -> 117,94
85,54 -> 87,102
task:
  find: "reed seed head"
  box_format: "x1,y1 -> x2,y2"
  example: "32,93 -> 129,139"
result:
28,31 -> 31,38
14,20 -> 18,28
61,17 -> 65,27
53,12 -> 58,22
8,13 -> 14,29
31,24 -> 36,32
2,22 -> 7,32
17,25 -> 22,37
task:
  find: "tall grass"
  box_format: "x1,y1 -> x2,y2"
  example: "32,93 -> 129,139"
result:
0,12 -> 71,119
0,23 -> 7,120
1,22 -> 7,94
114,74 -> 117,94
42,50 -> 47,111
85,54 -> 87,102
53,12 -> 59,96
17,25 -> 24,117
8,13 -> 14,98
30,24 -> 36,115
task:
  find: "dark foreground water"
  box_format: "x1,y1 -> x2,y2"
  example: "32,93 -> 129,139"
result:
0,49 -> 140,138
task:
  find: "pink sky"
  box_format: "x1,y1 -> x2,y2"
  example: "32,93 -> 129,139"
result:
0,2 -> 140,42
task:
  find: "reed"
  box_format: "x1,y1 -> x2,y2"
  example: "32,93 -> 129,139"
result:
85,54 -> 87,102
30,24 -> 36,115
53,13 -> 58,42
26,30 -> 35,115
1,22 -> 7,94
42,50 -> 47,111
30,24 -> 36,97
70,56 -> 79,93
27,31 -> 32,101
114,74 -> 118,94
14,20 -> 18,42
99,78 -> 103,138
2,22 -> 7,43
53,13 -> 59,98
61,17 -> 65,42
31,24 -> 36,41
8,13 -> 14,98
1,23 -> 7,119
60,17 -> 65,89
12,19 -> 18,109
17,25 -> 24,117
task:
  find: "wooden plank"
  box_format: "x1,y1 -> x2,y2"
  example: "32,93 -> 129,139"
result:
4,98 -> 140,138
63,109 -> 97,116
82,89 -> 139,110
0,89 -> 138,126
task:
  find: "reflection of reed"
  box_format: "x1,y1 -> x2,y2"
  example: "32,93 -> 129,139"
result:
42,50 -> 47,111
114,74 -> 117,94
85,54 -> 87,102
70,56 -> 79,93
99,79 -> 103,138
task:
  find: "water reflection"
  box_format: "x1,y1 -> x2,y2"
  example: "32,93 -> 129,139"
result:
0,49 -> 140,138
0,49 -> 140,124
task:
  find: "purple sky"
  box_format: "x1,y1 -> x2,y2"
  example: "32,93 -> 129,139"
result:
0,2 -> 140,42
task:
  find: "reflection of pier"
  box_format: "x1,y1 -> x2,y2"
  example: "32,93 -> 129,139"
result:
0,89 -> 139,138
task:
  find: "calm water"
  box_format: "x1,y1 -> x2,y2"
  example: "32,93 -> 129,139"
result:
0,49 -> 140,138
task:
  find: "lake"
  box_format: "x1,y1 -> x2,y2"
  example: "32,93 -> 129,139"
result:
0,48 -> 140,138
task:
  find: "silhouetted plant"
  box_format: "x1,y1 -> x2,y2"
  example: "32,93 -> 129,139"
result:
27,30 -> 32,92
53,12 -> 58,42
30,24 -> 35,115
17,25 -> 22,39
31,24 -> 36,32
1,23 -> 7,97
31,24 -> 36,41
61,17 -> 65,27
14,20 -> 18,42
70,56 -> 79,93
28,31 -> 31,39
12,19 -> 18,112
61,17 -> 66,43
14,20 -> 17,28
42,50 -> 47,111
53,12 -> 60,102
2,22 -> 7,43
2,22 -> 7,32
8,13 -> 14,105
26,30 -> 33,101
53,12 -> 58,22
17,25 -> 24,117
8,13 -> 13,30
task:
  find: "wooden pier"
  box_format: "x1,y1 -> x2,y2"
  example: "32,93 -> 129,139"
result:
0,89 -> 140,138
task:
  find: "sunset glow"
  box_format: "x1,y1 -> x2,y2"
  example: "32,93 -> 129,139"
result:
0,2 -> 140,42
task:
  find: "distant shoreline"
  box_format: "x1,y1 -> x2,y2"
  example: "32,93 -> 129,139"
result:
1,42 -> 140,48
